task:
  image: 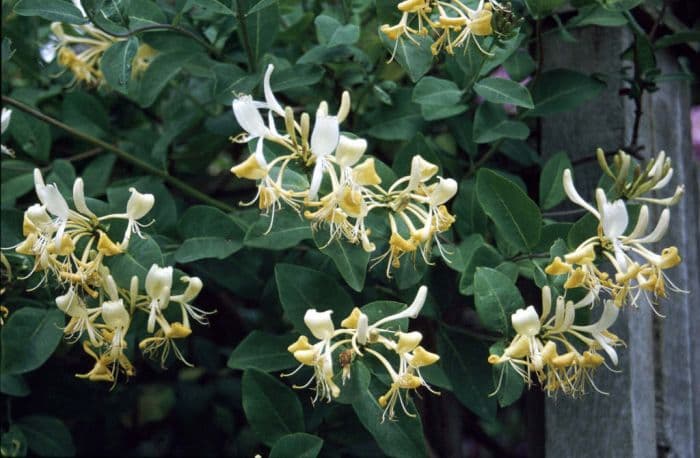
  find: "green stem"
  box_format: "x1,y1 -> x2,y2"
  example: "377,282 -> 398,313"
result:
83,7 -> 219,57
466,138 -> 504,178
2,96 -> 235,213
236,2 -> 257,73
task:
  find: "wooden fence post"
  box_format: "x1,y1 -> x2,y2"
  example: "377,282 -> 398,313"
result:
540,27 -> 700,458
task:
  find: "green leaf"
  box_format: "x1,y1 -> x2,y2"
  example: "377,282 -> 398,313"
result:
352,384 -> 427,458
361,301 -> 409,331
274,264 -> 354,333
270,64 -> 325,91
14,0 -> 88,24
101,37 -> 139,94
474,77 -> 534,109
244,210 -> 312,250
313,232 -> 369,292
238,0 -> 279,64
0,308 -> 64,375
473,267 -> 525,337
473,102 -> 529,143
138,52 -> 194,108
16,415 -> 75,457
227,331 -> 296,372
0,374 -> 29,397
242,369 -> 304,446
438,327 -> 496,419
270,433 -> 323,458
476,169 -> 542,252
459,243 -> 504,295
61,91 -> 110,138
567,212 -> 598,249
0,173 -> 35,205
1,425 -> 27,457
489,341 -> 524,407
367,88 -> 424,141
105,236 -> 164,286
539,152 -> 572,209
655,31 -> 700,49
81,154 -> 116,196
413,77 -> 466,121
523,0 -> 565,19
174,206 -> 244,263
186,0 -> 234,15
380,33 -> 433,83
503,50 -> 536,81
334,360 -> 371,405
453,179 -> 488,237
8,110 -> 51,161
314,15 -> 359,47
528,69 -> 606,117
570,5 -> 628,27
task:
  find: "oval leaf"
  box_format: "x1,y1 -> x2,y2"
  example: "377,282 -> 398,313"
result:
0,308 -> 64,375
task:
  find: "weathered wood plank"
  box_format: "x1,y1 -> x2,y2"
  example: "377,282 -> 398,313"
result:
541,27 -> 659,458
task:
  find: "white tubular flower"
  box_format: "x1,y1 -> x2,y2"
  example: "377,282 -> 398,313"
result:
571,300 -> 620,365
57,287 -> 101,345
126,187 -> 154,220
308,114 -> 340,199
145,264 -> 173,333
102,298 -> 130,358
304,309 -> 335,340
72,178 -> 96,218
171,276 -> 213,327
428,177 -> 458,207
371,286 -> 427,331
1,108 -> 11,133
119,187 -> 154,249
335,135 -> 367,168
263,64 -> 285,117
72,0 -> 87,17
511,306 -> 541,337
407,155 -> 439,192
33,169 -> 70,250
562,169 -> 599,218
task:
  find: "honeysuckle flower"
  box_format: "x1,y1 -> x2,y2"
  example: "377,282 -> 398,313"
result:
284,286 -> 439,418
597,149 -> 685,204
308,114 -> 340,199
56,287 -> 101,345
229,65 -> 458,276
48,21 -> 121,86
489,286 -> 622,397
145,264 -> 173,333
551,167 -> 684,309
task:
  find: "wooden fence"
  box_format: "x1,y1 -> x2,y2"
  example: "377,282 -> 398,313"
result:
542,27 -> 700,458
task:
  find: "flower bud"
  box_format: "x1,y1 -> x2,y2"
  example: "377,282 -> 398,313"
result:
511,306 -> 540,336
1,108 -> 11,134
126,187 -> 154,221
304,309 -> 335,340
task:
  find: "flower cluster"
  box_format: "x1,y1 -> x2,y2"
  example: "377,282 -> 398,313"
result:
490,149 -> 686,397
230,65 -> 458,276
283,286 -> 440,421
380,0 -> 519,57
546,150 -> 685,311
41,2 -> 157,86
8,170 -> 211,383
489,287 -> 622,397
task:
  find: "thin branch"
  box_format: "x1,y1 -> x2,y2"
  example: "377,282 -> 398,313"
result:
235,2 -> 257,73
2,96 -> 235,213
83,8 -> 219,57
